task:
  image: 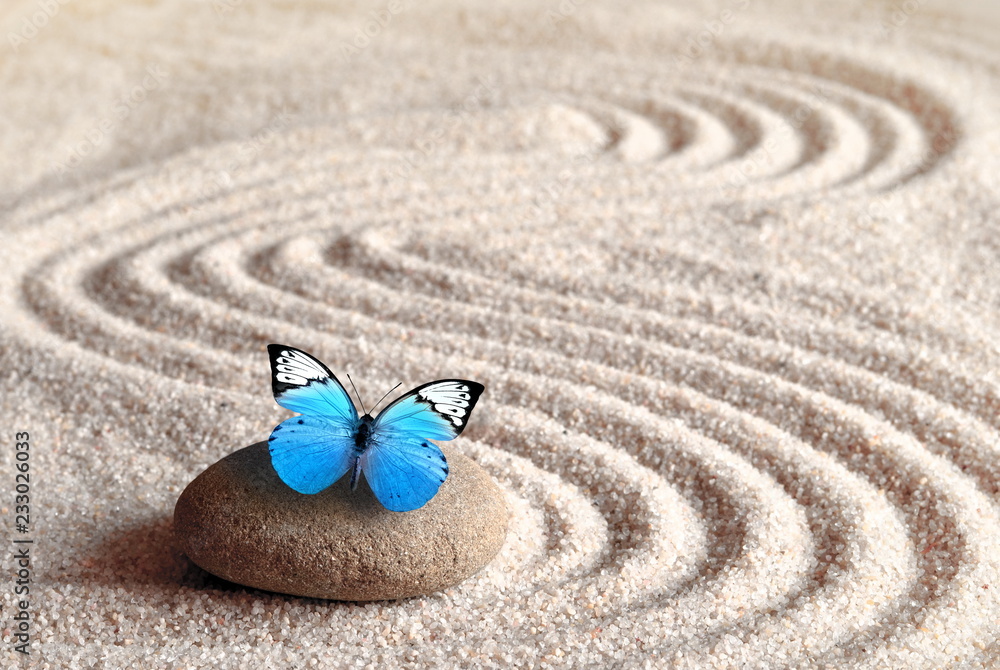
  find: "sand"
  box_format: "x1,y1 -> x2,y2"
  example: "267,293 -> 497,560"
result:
1,0 -> 999,667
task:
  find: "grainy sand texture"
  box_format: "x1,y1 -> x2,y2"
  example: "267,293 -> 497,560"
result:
2,0 -> 999,667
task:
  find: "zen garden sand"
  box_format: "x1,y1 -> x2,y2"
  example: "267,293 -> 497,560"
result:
1,0 -> 998,667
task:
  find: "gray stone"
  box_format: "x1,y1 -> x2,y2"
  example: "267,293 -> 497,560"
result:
174,442 -> 507,601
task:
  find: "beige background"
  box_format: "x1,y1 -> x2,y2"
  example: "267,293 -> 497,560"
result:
1,1 -> 998,667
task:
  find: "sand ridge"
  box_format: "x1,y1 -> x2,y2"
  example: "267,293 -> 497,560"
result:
1,0 -> 999,667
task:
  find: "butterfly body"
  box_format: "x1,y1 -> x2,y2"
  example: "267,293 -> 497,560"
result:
353,414 -> 373,452
347,414 -> 374,490
266,344 -> 484,512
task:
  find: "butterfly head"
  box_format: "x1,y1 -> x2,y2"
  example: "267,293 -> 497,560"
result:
346,373 -> 402,419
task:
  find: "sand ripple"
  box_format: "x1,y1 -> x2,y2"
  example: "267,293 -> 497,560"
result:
1,1 -> 999,667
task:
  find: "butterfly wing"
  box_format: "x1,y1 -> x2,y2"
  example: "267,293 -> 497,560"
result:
268,344 -> 358,424
373,379 -> 485,441
361,435 -> 450,512
362,380 -> 485,511
269,415 -> 357,494
267,344 -> 360,494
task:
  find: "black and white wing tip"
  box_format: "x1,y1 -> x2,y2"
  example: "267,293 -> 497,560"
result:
267,343 -> 337,398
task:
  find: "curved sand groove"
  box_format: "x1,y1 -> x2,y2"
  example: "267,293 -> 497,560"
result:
573,99 -> 674,163
455,438 -> 613,596
716,39 -> 963,176
380,233 -> 1000,428
525,48 -> 961,197
617,97 -> 729,167
1,2 -> 998,668
465,439 -> 617,587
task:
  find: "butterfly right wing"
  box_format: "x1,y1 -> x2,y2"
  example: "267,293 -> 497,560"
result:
267,344 -> 360,494
361,379 -> 484,511
371,379 -> 485,442
360,434 -> 449,512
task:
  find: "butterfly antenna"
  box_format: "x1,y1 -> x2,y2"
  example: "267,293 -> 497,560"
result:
345,373 -> 368,415
370,382 -> 402,414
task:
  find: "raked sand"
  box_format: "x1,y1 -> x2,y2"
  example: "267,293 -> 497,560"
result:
1,0 -> 999,667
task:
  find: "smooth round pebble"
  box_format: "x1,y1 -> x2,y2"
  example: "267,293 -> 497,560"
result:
174,441 -> 507,601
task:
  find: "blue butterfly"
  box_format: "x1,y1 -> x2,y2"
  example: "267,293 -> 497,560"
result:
266,344 -> 485,512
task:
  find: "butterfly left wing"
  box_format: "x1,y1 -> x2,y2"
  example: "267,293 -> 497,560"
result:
269,415 -> 358,494
266,344 -> 361,494
362,380 -> 485,512
267,344 -> 358,425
